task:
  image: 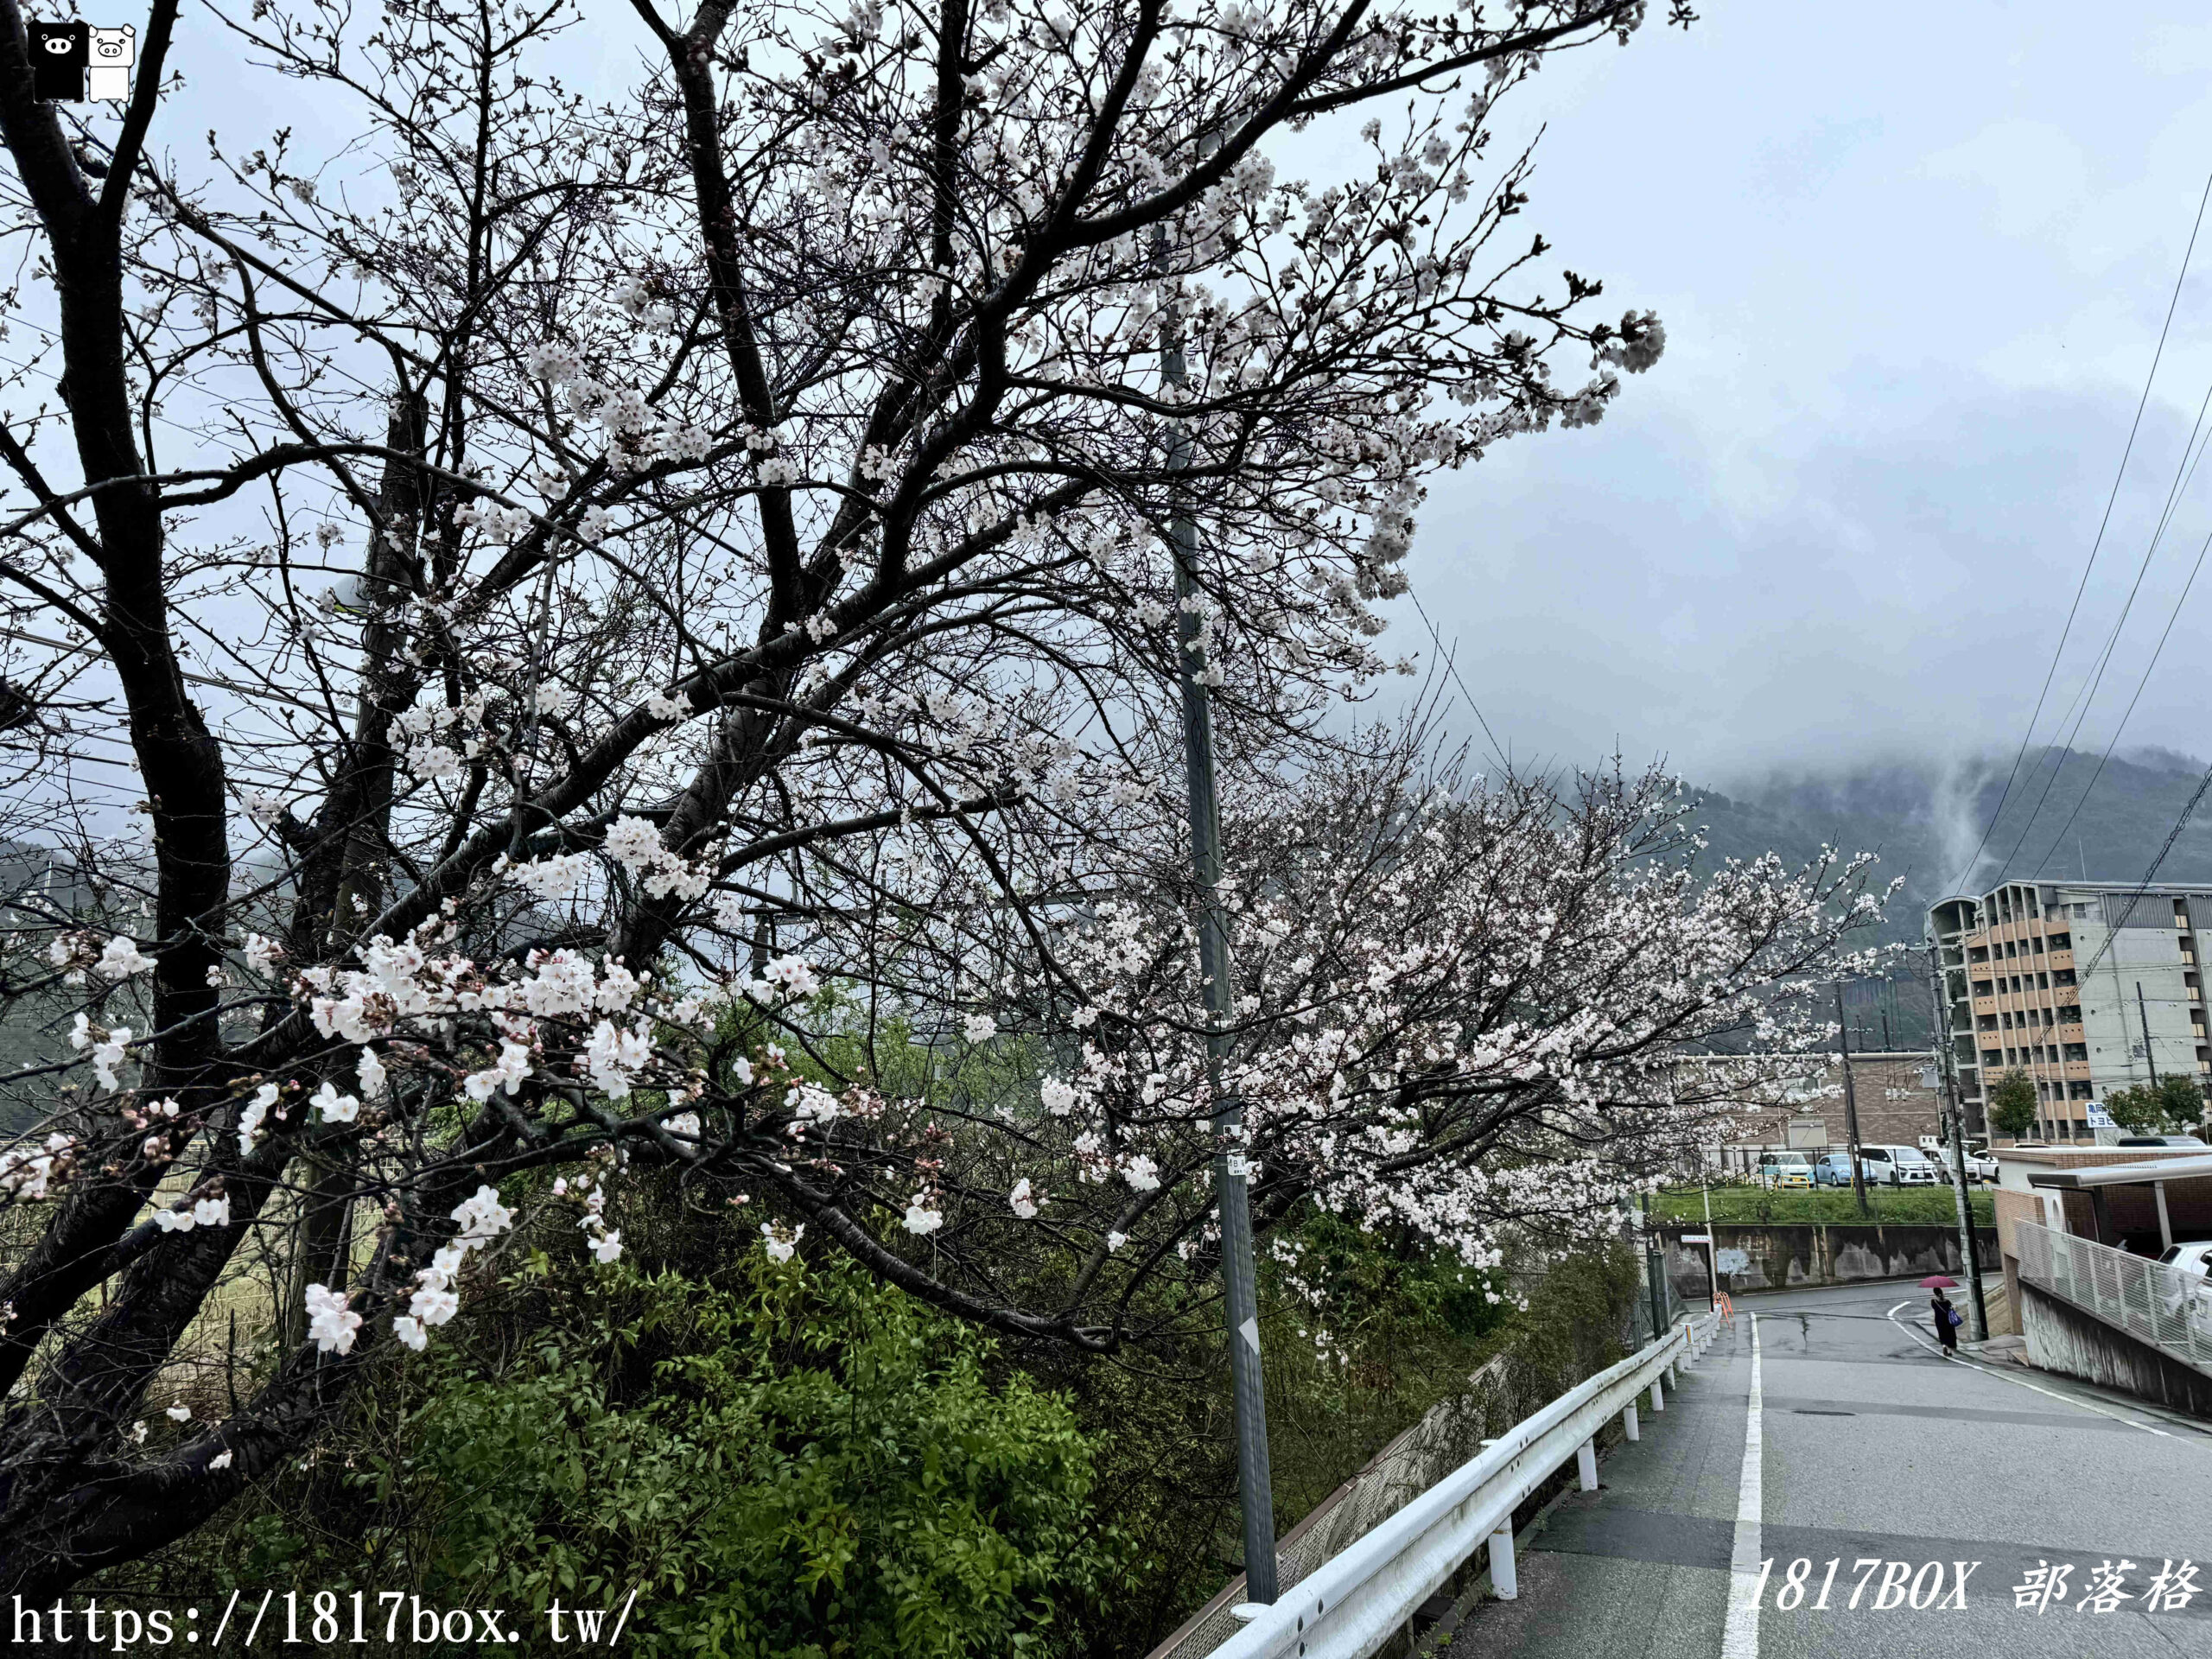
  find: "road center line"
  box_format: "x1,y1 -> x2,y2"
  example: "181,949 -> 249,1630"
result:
1722,1313 -> 1762,1659
1882,1300 -> 2177,1440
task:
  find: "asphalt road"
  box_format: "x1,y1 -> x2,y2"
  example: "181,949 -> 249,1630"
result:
1450,1278 -> 2212,1659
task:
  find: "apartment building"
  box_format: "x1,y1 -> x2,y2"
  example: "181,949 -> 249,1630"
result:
1929,880 -> 2212,1142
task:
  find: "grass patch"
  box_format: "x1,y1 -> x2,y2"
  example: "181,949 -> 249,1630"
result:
1650,1185 -> 1995,1228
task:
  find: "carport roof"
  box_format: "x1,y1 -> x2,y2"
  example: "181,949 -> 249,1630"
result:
2026,1154 -> 2212,1189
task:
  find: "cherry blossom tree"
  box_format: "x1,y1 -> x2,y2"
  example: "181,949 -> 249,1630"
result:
0,0 -> 1748,1590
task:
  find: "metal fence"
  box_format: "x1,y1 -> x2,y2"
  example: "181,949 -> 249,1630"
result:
1204,1310 -> 1720,1659
1147,1260 -> 1689,1659
2012,1220 -> 2212,1376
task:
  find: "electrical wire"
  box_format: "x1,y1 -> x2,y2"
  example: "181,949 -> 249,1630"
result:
1993,387 -> 2212,876
2071,760 -> 2212,986
1945,160 -> 2212,893
1406,585 -> 1507,769
2022,516 -> 2212,879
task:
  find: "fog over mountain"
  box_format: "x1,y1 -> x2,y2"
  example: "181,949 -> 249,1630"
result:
1675,745 -> 2212,1048
1694,745 -> 2212,926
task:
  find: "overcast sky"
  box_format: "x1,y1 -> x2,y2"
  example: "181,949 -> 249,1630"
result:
1376,3 -> 2212,790
132,1 -> 2212,802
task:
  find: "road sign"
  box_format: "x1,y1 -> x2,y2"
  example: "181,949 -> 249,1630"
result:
2086,1103 -> 2115,1129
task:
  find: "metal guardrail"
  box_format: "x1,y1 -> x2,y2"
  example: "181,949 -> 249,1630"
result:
2013,1220 -> 2212,1377
1148,1274 -> 1688,1659
1210,1309 -> 1723,1659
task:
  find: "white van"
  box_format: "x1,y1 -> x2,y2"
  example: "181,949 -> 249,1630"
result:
1858,1145 -> 1941,1186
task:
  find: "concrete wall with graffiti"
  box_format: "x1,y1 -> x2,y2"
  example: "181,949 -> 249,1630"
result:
1656,1224 -> 2000,1296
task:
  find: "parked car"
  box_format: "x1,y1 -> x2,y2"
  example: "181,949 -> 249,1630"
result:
2118,1135 -> 2210,1149
2155,1241 -> 2212,1325
1814,1153 -> 1865,1187
2158,1241 -> 2212,1277
1933,1145 -> 1999,1183
1755,1151 -> 1815,1189
1859,1144 -> 1941,1186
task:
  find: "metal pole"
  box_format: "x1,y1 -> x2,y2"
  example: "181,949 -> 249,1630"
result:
1639,1192 -> 1667,1341
1836,984 -> 1869,1216
2139,980 -> 2161,1085
1162,228 -> 1277,1605
1926,946 -> 1987,1342
1700,1181 -> 1719,1306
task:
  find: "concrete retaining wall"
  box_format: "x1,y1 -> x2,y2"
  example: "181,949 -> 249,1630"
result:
1656,1224 -> 2000,1296
2018,1282 -> 2212,1420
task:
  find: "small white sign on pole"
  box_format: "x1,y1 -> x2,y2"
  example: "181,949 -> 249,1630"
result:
2085,1103 -> 2115,1129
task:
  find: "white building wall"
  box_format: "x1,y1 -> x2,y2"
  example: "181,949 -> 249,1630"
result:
2082,925 -> 2196,1094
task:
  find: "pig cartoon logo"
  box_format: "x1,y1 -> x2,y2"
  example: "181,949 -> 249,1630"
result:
86,24 -> 131,100
28,20 -> 88,102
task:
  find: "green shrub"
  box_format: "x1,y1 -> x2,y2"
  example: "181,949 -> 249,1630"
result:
236,1254 -> 1113,1657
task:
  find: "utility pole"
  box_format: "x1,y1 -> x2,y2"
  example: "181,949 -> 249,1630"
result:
1637,1191 -> 1668,1341
1162,213 -> 1276,1606
1925,945 -> 1987,1341
2139,980 -> 2161,1085
1836,983 -> 1869,1216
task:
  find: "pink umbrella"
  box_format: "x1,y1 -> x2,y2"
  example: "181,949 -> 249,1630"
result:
1917,1274 -> 1959,1288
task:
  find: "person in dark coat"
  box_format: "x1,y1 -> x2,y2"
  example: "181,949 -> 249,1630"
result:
1930,1287 -> 1961,1355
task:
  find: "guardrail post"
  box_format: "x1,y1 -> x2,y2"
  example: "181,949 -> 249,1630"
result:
1576,1438 -> 1598,1491
1622,1402 -> 1640,1441
1489,1525 -> 1518,1600
1649,1375 -> 1664,1412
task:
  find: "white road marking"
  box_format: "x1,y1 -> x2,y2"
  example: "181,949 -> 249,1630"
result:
1882,1300 -> 2178,1440
1722,1313 -> 1762,1659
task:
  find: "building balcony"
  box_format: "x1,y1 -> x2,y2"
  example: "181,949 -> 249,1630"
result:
2057,1023 -> 2085,1045
2047,949 -> 2075,970
2062,1060 -> 2094,1081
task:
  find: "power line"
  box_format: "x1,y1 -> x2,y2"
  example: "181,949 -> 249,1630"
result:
1406,585 -> 1507,767
1994,385 -> 2212,875
0,625 -> 335,715
1947,160 -> 2212,893
2024,517 -> 2212,877
2073,760 -> 2212,986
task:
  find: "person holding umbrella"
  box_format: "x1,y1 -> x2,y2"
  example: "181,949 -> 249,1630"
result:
1922,1274 -> 1963,1357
